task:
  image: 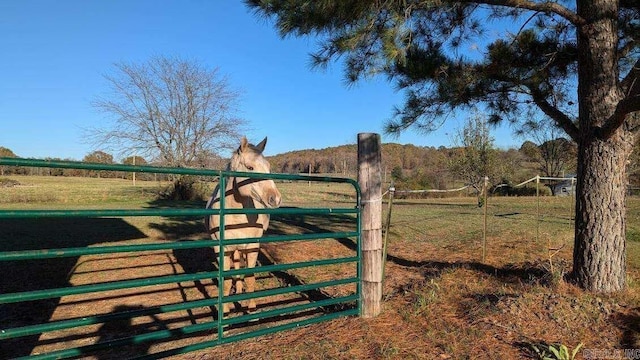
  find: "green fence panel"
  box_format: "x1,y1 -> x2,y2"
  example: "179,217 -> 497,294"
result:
0,157 -> 361,359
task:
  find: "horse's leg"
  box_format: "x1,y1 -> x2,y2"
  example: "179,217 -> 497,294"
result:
232,249 -> 243,294
221,251 -> 234,315
244,248 -> 260,312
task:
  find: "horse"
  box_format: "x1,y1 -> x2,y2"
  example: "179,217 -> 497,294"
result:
205,136 -> 282,314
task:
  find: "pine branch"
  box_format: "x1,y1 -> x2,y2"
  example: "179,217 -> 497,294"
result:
530,88 -> 580,141
597,59 -> 640,138
461,0 -> 585,25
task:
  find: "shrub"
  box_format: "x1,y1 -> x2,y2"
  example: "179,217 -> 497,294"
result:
0,178 -> 20,187
159,176 -> 209,201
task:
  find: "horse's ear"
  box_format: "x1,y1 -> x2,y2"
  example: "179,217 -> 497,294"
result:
256,137 -> 267,153
238,136 -> 249,154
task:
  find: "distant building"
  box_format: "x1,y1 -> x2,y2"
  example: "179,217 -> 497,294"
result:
553,176 -> 576,196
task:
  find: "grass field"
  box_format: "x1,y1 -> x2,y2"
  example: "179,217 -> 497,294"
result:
1,175 -> 639,359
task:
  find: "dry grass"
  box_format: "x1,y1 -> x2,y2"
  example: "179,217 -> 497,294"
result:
1,175 -> 640,359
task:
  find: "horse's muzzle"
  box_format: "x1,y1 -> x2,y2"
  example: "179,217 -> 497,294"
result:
268,191 -> 282,208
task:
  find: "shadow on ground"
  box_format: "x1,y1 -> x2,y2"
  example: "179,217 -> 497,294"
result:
145,198 -> 209,239
0,217 -> 146,359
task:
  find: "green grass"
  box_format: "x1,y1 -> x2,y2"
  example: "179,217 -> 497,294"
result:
0,175 -> 168,206
385,194 -> 640,271
2,174 -> 638,270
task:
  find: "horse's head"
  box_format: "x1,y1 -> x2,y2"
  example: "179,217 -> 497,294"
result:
230,136 -> 282,208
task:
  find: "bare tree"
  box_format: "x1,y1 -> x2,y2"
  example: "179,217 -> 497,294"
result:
521,119 -> 577,193
91,56 -> 246,168
449,112 -> 499,198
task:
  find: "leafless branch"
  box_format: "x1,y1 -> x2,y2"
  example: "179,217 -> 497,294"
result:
90,56 -> 246,167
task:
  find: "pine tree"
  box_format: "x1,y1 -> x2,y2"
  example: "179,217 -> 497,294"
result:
247,0 -> 640,292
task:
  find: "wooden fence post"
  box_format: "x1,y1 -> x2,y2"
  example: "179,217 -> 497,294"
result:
358,133 -> 383,318
536,175 -> 540,245
382,182 -> 395,282
482,176 -> 488,263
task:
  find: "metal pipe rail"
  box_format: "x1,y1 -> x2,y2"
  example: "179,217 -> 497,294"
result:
0,232 -> 358,261
0,207 -> 357,218
0,157 -> 357,184
0,157 -> 362,359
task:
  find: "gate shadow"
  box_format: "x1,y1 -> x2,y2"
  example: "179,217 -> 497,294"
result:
0,217 -> 146,359
268,208 -> 358,252
92,304 -> 169,359
145,199 -> 208,240
165,207 -> 358,326
169,240 -> 349,325
262,208 -> 358,312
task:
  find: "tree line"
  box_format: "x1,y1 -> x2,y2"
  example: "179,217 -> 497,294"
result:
269,141 -> 568,192
6,136 -> 640,194
0,147 -> 221,181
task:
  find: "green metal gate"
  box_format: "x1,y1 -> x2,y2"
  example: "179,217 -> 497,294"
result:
0,158 -> 361,359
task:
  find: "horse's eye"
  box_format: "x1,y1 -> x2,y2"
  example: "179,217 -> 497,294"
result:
247,166 -> 254,171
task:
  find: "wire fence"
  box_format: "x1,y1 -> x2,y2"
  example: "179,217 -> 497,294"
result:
382,176 -> 577,271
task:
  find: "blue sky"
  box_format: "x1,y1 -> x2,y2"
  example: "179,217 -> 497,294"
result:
0,1 -> 522,160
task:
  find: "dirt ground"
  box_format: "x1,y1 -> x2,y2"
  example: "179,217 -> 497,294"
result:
4,232 -> 639,360
1,212 -> 360,360
191,244 -> 640,360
